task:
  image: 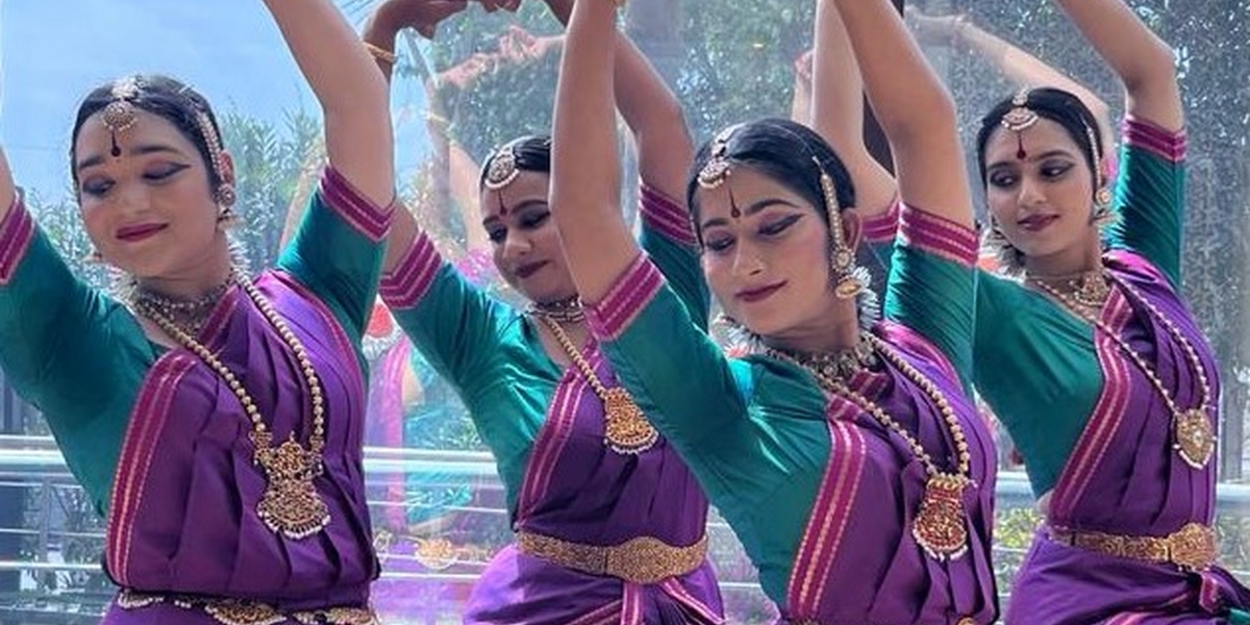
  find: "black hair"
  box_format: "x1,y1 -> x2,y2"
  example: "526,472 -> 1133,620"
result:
70,74 -> 225,189
686,118 -> 856,243
975,87 -> 1105,189
478,135 -> 552,188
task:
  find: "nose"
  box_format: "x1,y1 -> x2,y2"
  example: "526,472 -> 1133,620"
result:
501,229 -> 532,261
1017,175 -> 1046,208
114,181 -> 153,215
731,242 -> 765,279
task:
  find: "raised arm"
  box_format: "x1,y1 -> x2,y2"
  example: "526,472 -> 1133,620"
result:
0,148 -> 14,222
262,0 -> 395,206
544,0 -> 692,202
833,0 -> 972,227
917,10 -> 1114,152
1053,0 -> 1182,131
549,0 -> 635,304
812,0 -> 897,218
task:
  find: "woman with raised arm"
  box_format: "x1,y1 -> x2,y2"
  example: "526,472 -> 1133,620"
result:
968,0 -> 1250,622
364,0 -> 722,622
549,0 -> 997,622
0,1 -> 395,623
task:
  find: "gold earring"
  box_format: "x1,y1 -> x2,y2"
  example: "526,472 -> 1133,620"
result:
814,158 -> 864,299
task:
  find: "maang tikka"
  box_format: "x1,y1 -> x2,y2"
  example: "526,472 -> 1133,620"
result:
102,78 -> 141,158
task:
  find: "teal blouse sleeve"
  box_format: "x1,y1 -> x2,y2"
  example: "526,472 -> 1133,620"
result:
1104,117 -> 1188,287
0,195 -> 153,513
636,185 -> 711,331
882,204 -> 979,391
277,166 -> 394,344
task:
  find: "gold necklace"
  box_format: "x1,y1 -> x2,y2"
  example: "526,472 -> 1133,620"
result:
134,269 -> 331,539
768,334 -> 973,561
134,280 -> 232,335
530,296 -> 585,324
1027,267 -> 1111,309
1033,275 -> 1215,469
534,314 -> 658,454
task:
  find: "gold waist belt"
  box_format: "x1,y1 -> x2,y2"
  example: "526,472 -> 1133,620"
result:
117,588 -> 377,625
1048,521 -> 1217,571
515,529 -> 708,584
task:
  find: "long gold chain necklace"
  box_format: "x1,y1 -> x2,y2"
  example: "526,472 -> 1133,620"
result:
768,333 -> 973,561
133,269 -> 331,539
533,313 -> 658,455
1032,273 -> 1215,469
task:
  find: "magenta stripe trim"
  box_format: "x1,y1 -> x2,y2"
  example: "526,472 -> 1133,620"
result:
105,353 -> 196,586
588,255 -> 664,341
861,199 -> 901,244
516,354 -> 593,520
640,185 -> 698,247
379,231 -> 442,310
787,421 -> 866,614
565,599 -> 623,625
0,197 -> 36,285
319,166 -> 394,242
271,270 -> 366,398
1048,291 -> 1134,522
1123,117 -> 1187,163
897,204 -> 977,267
660,578 -> 725,624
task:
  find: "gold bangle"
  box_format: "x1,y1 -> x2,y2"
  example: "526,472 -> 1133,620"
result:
364,42 -> 398,65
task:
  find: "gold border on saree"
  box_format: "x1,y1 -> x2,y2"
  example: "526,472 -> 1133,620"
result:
515,530 -> 707,584
1048,521 -> 1217,572
116,589 -> 378,625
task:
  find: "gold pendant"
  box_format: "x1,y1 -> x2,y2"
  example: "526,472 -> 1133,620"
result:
602,386 -> 659,454
204,601 -> 287,625
1174,408 -> 1215,470
911,474 -> 970,561
255,437 -> 331,539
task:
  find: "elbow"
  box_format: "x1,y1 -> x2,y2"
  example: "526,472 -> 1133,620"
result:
1123,40 -> 1179,94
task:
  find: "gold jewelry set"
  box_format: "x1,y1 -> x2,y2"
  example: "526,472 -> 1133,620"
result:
117,589 -> 377,625
133,268 -> 333,541
768,333 -> 975,562
515,530 -> 706,585
1031,268 -> 1216,471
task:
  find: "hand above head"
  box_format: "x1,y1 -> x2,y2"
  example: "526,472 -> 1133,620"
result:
477,0 -> 523,14
905,5 -> 964,47
371,0 -> 471,39
497,25 -> 563,63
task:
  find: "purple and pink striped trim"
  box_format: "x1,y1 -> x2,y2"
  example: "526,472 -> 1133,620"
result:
379,231 -> 442,310
587,254 -> 665,342
640,185 -> 698,247
786,421 -> 867,615
897,203 -> 977,267
1123,117 -> 1187,164
565,599 -> 624,625
271,270 -> 365,396
660,578 -> 725,624
319,166 -> 394,242
1047,290 -> 1135,523
860,199 -> 901,245
515,353 -> 595,520
878,321 -> 959,386
0,196 -> 36,286
105,352 -> 197,586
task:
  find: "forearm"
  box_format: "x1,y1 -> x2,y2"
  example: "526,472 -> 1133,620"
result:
1052,0 -> 1182,129
262,0 -> 394,205
812,0 -> 896,216
613,34 -> 692,201
0,147 -> 15,221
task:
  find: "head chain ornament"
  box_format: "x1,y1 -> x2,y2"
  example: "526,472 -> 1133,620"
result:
483,137 -> 550,191
176,85 -> 237,213
102,77 -> 142,157
696,124 -> 742,190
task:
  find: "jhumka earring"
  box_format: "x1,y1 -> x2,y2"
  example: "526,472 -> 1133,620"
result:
814,157 -> 866,299
1083,119 -> 1116,228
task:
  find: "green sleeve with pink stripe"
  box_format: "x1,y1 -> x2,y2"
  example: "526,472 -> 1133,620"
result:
636,185 -> 710,330
277,166 -> 393,345
0,196 -> 153,514
883,204 -> 978,390
1105,118 -> 1188,286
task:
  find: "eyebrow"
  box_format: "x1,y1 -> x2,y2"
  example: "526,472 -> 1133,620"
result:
76,144 -> 187,172
481,199 -> 549,226
699,197 -> 801,230
987,149 -> 1077,170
